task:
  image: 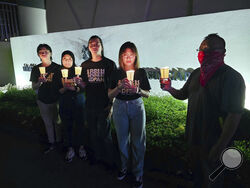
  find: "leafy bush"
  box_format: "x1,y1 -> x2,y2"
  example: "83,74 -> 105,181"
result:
0,87 -> 40,123
234,140 -> 250,161
143,96 -> 187,155
0,86 -> 249,161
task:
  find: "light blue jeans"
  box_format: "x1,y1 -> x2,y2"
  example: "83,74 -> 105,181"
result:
113,98 -> 146,177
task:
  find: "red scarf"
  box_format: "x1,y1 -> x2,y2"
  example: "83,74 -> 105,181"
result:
198,51 -> 225,87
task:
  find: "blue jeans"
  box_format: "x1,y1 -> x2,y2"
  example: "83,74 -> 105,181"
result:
59,93 -> 86,147
113,98 -> 146,177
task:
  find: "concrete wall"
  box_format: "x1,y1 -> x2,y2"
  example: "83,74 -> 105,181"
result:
17,5 -> 47,35
0,42 -> 15,86
46,0 -> 250,33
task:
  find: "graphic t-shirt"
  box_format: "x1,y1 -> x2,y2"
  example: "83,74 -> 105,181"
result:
30,62 -> 60,104
53,66 -> 85,109
81,57 -> 117,109
109,68 -> 151,101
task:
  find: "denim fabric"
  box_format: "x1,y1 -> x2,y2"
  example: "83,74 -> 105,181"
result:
113,98 -> 146,177
59,93 -> 86,147
86,108 -> 114,165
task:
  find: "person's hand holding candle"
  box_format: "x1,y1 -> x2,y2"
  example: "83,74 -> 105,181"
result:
160,67 -> 171,91
117,78 -> 130,92
75,66 -> 82,78
38,67 -> 47,83
73,76 -> 86,89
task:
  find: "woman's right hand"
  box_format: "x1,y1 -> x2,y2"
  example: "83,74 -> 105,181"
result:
117,78 -> 130,91
73,77 -> 86,88
63,81 -> 75,91
38,75 -> 47,83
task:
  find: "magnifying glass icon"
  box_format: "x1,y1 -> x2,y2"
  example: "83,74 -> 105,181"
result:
209,147 -> 243,182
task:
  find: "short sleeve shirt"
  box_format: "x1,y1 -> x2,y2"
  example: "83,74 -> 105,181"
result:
109,68 -> 151,100
81,57 -> 117,109
30,62 -> 60,104
183,64 -> 245,151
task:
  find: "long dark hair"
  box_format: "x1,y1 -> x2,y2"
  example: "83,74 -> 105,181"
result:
87,35 -> 104,59
118,41 -> 140,70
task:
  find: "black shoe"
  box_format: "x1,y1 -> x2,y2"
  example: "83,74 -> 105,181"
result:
44,143 -> 55,154
132,176 -> 143,188
117,169 -> 127,181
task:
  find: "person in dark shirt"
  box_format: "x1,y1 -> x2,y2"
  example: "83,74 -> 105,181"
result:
160,34 -> 245,187
30,44 -> 60,154
80,35 -> 117,167
54,50 -> 87,163
108,41 -> 151,188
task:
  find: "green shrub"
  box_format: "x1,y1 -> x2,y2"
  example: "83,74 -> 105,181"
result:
0,87 -> 40,123
143,96 -> 187,155
233,140 -> 250,161
0,87 -> 249,161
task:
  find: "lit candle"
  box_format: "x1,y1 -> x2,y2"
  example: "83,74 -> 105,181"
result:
39,67 -> 46,76
75,66 -> 82,77
61,69 -> 68,78
126,70 -> 135,82
160,67 -> 169,79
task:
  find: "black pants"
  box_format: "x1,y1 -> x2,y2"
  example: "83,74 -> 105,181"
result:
86,108 -> 114,165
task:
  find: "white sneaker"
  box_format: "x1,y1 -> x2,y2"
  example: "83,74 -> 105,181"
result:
65,147 -> 75,163
79,145 -> 87,160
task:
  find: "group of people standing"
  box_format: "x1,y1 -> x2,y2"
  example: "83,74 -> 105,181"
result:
30,33 -> 245,188
30,35 -> 149,188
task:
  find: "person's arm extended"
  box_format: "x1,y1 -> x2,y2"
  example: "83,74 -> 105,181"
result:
139,89 -> 150,98
208,113 -> 242,162
166,87 -> 188,100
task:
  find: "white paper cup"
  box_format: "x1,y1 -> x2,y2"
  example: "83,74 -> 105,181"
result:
160,67 -> 169,79
126,70 -> 135,81
75,66 -> 82,76
61,69 -> 68,78
39,67 -> 46,75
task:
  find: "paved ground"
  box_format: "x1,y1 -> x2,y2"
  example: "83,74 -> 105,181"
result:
0,124 -> 167,188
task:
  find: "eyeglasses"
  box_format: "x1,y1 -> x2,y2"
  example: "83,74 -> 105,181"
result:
122,54 -> 135,58
39,51 -> 49,55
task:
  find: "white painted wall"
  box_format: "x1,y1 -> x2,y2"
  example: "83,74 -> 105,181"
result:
10,9 -> 250,109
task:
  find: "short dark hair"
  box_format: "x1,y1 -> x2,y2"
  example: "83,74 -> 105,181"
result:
204,33 -> 226,51
37,43 -> 52,54
87,35 -> 104,59
118,41 -> 140,70
37,43 -> 52,61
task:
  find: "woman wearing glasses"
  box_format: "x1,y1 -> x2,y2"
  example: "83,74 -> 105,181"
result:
108,42 -> 150,188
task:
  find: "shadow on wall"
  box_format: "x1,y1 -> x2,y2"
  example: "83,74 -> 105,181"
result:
0,42 -> 16,86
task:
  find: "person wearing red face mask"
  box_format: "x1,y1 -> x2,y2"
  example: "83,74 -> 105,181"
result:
160,34 -> 245,187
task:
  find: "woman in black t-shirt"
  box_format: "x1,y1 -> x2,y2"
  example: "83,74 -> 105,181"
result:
54,50 -> 87,163
108,42 -> 151,188
80,35 -> 117,166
